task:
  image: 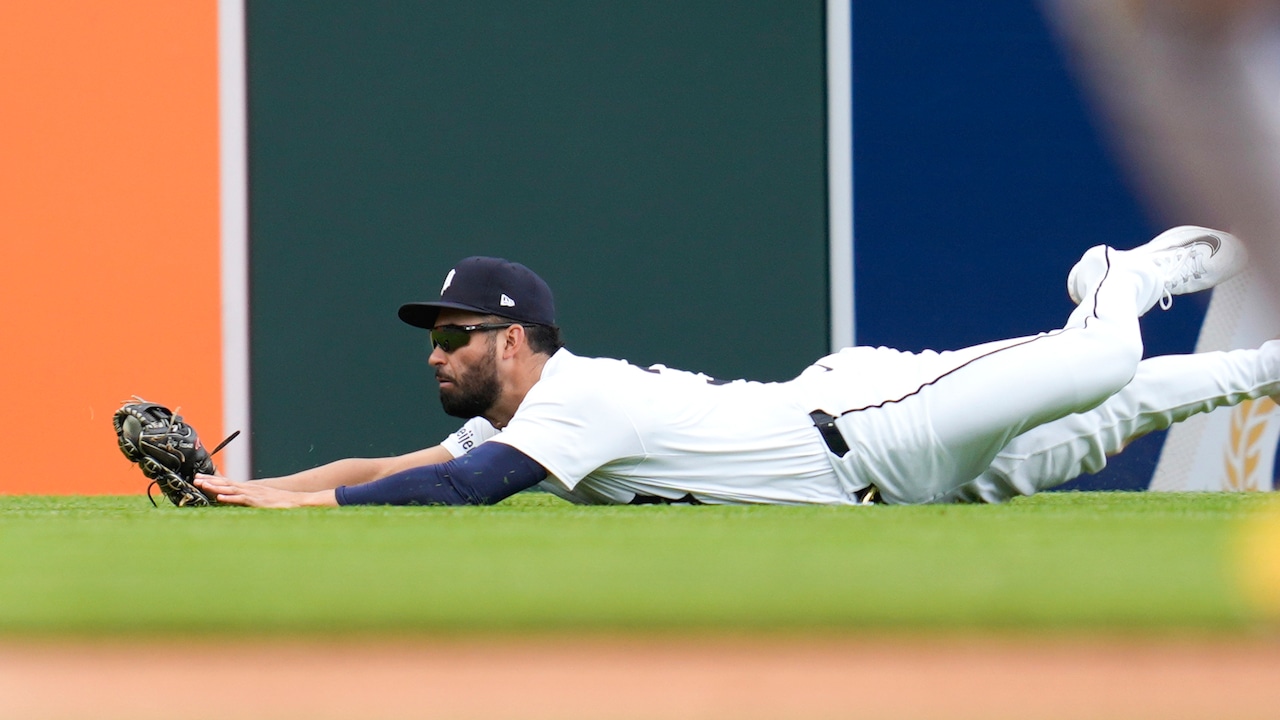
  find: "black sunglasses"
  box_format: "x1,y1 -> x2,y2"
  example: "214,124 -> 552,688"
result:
430,323 -> 517,352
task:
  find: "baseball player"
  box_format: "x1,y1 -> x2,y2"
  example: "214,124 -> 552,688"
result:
197,226 -> 1279,508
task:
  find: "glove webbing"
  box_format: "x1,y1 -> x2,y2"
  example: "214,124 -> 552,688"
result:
145,429 -> 242,508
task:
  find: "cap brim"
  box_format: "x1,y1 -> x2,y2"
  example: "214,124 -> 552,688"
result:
397,301 -> 492,329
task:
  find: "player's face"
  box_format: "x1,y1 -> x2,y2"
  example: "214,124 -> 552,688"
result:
430,311 -> 503,419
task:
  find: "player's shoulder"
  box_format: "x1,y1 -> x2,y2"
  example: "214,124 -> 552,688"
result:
508,350 -> 645,429
528,349 -> 688,405
541,348 -> 651,380
543,349 -> 725,385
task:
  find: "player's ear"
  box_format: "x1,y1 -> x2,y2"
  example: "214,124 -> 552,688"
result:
501,323 -> 527,357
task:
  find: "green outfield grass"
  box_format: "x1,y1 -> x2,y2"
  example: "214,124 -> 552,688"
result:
0,492 -> 1272,636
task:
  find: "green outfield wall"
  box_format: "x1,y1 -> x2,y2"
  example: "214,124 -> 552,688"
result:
247,1 -> 830,477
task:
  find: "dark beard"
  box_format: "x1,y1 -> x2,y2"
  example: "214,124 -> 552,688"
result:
438,344 -> 502,419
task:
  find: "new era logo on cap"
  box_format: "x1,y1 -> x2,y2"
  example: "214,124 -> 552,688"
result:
397,256 -> 556,330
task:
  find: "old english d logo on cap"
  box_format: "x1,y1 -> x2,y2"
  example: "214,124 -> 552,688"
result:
397,256 -> 557,329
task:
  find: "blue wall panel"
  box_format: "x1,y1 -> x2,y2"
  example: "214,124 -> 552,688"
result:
852,2 -> 1210,490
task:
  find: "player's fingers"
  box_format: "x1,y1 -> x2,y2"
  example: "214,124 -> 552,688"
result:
232,486 -> 299,509
195,473 -> 236,488
196,476 -> 238,491
213,492 -> 251,506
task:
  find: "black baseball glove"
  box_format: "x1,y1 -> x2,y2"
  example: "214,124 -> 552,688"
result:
113,399 -> 239,507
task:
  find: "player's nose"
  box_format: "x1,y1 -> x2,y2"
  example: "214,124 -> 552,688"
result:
428,345 -> 447,366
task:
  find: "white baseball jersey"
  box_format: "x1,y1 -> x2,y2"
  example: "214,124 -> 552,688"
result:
441,348 -> 857,505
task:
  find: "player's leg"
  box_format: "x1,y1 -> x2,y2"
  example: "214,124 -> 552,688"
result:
942,341 -> 1280,503
829,228 -> 1244,504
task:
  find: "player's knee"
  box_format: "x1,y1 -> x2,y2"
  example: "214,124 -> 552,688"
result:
1084,333 -> 1142,393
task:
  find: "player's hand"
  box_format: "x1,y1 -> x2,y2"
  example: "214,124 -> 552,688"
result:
195,474 -> 336,508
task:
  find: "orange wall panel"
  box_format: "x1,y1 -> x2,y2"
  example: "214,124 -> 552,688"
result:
0,1 -> 222,494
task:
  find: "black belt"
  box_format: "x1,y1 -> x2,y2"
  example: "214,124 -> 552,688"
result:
809,410 -> 882,505
809,410 -> 850,456
630,493 -> 704,505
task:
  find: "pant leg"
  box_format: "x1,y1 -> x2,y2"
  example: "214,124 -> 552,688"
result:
942,341 -> 1280,503
831,248 -> 1167,504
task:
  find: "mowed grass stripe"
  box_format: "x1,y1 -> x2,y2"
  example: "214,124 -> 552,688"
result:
0,492 -> 1267,635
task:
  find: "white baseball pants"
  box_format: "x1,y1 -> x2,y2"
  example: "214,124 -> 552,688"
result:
947,342 -> 1280,502
816,248 -> 1272,504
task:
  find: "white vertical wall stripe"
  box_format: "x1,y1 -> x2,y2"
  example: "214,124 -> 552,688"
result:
826,0 -> 855,350
219,0 -> 251,479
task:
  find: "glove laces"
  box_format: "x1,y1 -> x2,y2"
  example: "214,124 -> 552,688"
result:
145,426 -> 242,507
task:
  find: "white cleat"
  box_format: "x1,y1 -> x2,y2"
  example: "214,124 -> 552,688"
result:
1067,226 -> 1247,308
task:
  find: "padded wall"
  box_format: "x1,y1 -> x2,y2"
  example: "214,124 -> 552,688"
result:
247,1 -> 830,476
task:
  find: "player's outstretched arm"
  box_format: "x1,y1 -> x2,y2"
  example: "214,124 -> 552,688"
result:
247,445 -> 457,492
195,476 -> 337,508
333,442 -> 547,507
195,443 -> 546,508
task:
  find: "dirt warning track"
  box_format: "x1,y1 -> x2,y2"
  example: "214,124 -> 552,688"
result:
2,636 -> 1278,719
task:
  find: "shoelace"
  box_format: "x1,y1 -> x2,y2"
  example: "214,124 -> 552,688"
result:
1155,246 -> 1208,310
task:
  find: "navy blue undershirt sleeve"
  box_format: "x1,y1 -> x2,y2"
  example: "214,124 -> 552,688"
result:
334,442 -> 547,506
